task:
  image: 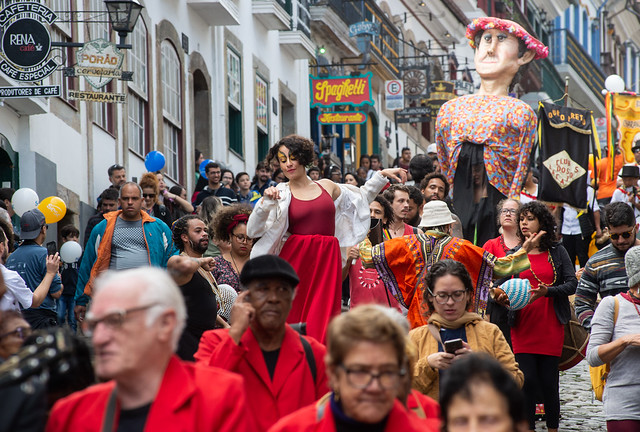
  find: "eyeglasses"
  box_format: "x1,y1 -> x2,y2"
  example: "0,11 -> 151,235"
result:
610,228 -> 635,241
82,303 -> 159,336
0,326 -> 32,340
142,193 -> 156,198
231,234 -> 254,243
427,289 -> 467,304
500,208 -> 517,215
339,365 -> 406,390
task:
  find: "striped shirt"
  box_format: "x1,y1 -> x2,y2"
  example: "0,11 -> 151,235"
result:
575,244 -> 628,329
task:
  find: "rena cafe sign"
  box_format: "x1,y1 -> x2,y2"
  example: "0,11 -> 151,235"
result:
0,2 -> 61,98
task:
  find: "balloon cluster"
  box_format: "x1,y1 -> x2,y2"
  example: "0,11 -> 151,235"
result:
11,188 -> 67,224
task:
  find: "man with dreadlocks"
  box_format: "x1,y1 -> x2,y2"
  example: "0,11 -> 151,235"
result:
168,215 -> 231,361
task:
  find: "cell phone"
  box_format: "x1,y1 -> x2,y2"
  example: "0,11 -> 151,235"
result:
444,338 -> 463,354
46,241 -> 57,256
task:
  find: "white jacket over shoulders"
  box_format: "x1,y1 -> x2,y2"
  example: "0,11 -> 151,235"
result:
247,172 -> 389,261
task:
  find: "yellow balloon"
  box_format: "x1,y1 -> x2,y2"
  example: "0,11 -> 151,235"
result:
37,196 -> 67,224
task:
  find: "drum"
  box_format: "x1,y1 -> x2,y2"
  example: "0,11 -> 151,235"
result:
559,307 -> 589,371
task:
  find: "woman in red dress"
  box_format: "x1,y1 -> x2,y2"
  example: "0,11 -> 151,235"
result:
511,201 -> 577,432
247,135 -> 405,342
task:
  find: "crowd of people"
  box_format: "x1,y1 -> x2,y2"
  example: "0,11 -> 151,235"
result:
1,15 -> 640,432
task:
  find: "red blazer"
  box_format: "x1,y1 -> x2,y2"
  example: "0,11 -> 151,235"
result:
268,399 -> 433,432
195,325 -> 329,432
46,356 -> 250,432
407,389 -> 442,431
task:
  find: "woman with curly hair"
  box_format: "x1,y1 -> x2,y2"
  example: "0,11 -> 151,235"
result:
510,200 -> 577,432
248,134 -> 406,342
139,172 -> 173,227
212,204 -> 253,292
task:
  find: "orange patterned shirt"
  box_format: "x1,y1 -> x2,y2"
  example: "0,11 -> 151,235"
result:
436,94 -> 537,198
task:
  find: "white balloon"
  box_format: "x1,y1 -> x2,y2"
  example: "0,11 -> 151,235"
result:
11,188 -> 39,217
605,74 -> 625,93
59,241 -> 83,263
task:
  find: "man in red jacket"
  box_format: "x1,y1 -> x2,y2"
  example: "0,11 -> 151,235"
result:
47,267 -> 250,432
195,255 -> 329,431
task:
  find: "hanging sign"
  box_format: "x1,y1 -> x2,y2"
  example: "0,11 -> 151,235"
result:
67,90 -> 126,103
0,85 -> 59,98
318,111 -> 367,125
76,39 -> 124,89
0,2 -> 58,82
348,21 -> 380,37
310,72 -> 373,108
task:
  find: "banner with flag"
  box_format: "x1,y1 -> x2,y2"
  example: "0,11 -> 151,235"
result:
537,102 -> 599,210
611,92 -> 640,165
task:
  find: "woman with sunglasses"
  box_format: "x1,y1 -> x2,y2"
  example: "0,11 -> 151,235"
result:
0,310 -> 31,360
511,201 -> 577,432
409,260 -> 523,401
139,173 -> 173,228
211,204 -> 253,293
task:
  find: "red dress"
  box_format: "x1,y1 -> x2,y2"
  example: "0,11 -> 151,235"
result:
511,252 -> 564,356
280,185 -> 341,343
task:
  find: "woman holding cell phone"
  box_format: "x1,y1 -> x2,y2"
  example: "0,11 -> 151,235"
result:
409,260 -> 523,401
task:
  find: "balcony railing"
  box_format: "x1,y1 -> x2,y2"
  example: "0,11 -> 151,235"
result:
552,29 -> 605,103
311,0 -> 399,75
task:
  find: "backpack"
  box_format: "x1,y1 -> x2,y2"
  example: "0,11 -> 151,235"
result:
589,296 -> 619,401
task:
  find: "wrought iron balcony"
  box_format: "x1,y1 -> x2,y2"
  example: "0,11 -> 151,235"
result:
551,29 -> 605,106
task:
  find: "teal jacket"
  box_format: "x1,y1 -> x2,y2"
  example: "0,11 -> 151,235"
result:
76,210 -> 177,306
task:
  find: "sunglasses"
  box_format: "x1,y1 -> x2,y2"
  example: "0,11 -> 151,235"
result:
142,193 -> 156,198
610,228 -> 635,240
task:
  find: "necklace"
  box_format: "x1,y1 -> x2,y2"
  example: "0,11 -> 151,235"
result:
230,251 -> 240,275
528,251 -> 557,287
390,223 -> 404,237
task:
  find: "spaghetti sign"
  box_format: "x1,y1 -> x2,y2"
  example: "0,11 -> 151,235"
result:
310,72 -> 373,108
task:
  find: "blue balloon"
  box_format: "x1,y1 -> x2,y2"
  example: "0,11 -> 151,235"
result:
199,159 -> 214,178
145,151 -> 166,172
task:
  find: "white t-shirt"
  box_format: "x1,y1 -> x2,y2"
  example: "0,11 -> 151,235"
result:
562,187 -> 599,235
0,264 -> 33,311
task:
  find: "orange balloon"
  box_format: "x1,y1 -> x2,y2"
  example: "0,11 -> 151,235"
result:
37,196 -> 67,224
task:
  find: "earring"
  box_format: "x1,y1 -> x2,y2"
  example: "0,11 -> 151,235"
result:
333,389 -> 340,402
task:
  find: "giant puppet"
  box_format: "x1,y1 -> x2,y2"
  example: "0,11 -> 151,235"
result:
436,18 -> 549,246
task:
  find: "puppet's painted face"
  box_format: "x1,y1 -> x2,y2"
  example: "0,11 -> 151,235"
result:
474,29 -> 523,82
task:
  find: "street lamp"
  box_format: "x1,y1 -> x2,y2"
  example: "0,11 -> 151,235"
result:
104,0 -> 144,48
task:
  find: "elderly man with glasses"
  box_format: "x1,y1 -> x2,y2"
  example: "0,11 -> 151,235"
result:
47,268 -> 250,431
576,202 -> 640,329
195,255 -> 329,432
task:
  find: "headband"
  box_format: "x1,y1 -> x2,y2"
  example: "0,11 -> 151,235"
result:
227,213 -> 249,234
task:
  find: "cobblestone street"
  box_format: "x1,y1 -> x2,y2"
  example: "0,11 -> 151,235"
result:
535,360 -> 606,431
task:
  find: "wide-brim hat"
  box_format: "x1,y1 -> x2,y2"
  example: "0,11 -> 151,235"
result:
466,17 -> 549,60
620,164 -> 640,178
418,200 -> 455,228
240,255 -> 300,287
